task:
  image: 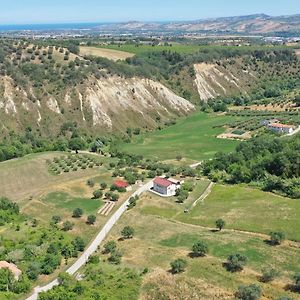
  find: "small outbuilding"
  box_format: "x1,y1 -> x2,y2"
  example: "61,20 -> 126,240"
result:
113,180 -> 129,189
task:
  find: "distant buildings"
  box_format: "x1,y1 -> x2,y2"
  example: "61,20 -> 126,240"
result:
151,177 -> 182,197
267,123 -> 295,134
262,119 -> 296,134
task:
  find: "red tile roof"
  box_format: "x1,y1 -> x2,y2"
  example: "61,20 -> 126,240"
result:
153,177 -> 173,188
268,123 -> 294,129
114,180 -> 129,188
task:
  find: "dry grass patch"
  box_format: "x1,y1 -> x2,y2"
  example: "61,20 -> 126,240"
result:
80,46 -> 134,61
102,196 -> 299,299
0,152 -> 110,203
141,268 -> 232,300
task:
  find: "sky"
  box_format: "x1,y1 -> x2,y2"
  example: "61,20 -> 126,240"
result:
1,0 -> 300,25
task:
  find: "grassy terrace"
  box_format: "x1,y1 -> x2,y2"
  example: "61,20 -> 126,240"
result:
119,112 -> 241,161
140,183 -> 300,242
104,183 -> 300,299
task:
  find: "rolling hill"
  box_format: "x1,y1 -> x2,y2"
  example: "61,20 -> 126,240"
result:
96,14 -> 300,35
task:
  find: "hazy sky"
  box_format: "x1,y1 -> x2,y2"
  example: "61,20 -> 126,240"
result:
1,0 -> 300,24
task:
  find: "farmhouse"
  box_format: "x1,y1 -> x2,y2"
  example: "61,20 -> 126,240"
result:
151,177 -> 182,197
0,261 -> 22,279
267,123 -> 295,134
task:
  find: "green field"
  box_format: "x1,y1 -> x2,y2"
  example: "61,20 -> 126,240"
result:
104,192 -> 299,299
119,112 -> 241,161
98,44 -> 202,55
141,184 -> 300,241
42,192 -> 103,214
99,44 -> 287,57
180,184 -> 300,241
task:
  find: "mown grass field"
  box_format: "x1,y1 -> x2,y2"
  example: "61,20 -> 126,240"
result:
140,183 -> 300,241
119,112 -> 241,161
42,192 -> 103,214
104,192 -> 300,299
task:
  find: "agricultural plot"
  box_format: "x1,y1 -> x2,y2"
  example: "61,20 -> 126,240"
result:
222,110 -> 300,138
228,110 -> 300,125
119,112 -> 242,161
80,46 -> 134,61
103,191 -> 300,299
0,152 -> 111,203
140,184 -> 300,242
42,192 -> 103,214
47,154 -> 102,175
99,44 -> 202,56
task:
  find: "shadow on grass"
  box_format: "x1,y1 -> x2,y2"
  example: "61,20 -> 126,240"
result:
283,283 -> 300,293
222,262 -> 243,273
263,239 -> 280,246
188,252 -> 206,259
118,237 -> 133,242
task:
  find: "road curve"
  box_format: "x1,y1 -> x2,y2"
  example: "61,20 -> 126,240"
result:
26,180 -> 154,300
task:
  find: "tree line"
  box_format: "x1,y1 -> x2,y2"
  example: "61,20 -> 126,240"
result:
202,134 -> 300,198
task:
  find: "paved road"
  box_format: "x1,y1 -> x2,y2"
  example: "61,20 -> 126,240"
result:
189,161 -> 202,169
26,161 -> 202,299
286,126 -> 300,137
26,180 -> 154,300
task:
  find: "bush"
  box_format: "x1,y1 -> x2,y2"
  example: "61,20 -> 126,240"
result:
51,215 -> 61,224
108,250 -> 122,265
62,221 -> 74,231
121,226 -> 134,239
88,255 -> 100,264
293,273 -> 300,292
269,232 -> 285,246
127,195 -> 139,210
191,240 -> 208,257
261,268 -> 279,283
93,190 -> 103,199
100,182 -> 107,190
216,218 -> 226,231
235,284 -> 262,300
225,254 -> 247,272
87,215 -> 96,225
103,241 -> 117,254
72,208 -> 83,218
111,193 -> 120,202
87,179 -> 95,187
72,237 -> 85,252
170,258 -> 187,274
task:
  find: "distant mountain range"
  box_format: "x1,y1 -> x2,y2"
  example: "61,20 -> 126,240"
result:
96,14 -> 300,35
1,14 -> 300,36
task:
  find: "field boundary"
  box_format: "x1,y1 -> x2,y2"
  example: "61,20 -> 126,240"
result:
191,181 -> 214,208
